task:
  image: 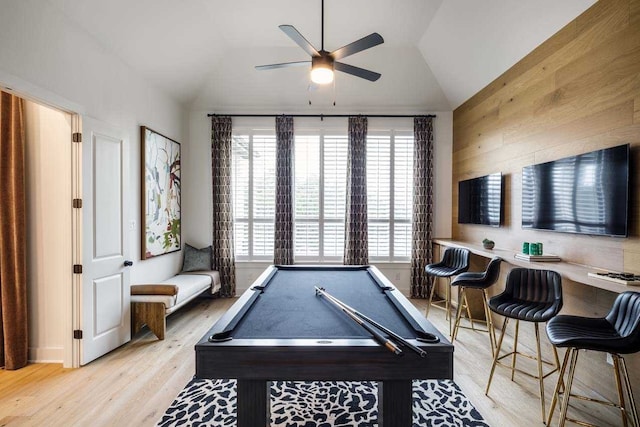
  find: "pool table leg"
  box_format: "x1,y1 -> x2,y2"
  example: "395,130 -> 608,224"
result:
237,379 -> 269,427
379,379 -> 412,427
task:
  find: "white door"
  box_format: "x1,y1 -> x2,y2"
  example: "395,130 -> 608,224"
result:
78,117 -> 131,365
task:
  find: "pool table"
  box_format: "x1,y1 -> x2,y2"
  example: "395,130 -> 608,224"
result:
195,265 -> 454,427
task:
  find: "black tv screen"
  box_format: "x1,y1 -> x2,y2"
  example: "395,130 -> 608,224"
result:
458,173 -> 503,227
521,144 -> 629,237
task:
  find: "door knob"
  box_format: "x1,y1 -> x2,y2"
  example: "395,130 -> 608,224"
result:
124,260 -> 133,267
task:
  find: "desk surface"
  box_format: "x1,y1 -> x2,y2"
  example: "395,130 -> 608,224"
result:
434,238 -> 633,294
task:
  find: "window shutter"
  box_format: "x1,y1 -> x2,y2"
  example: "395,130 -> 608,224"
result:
232,136 -> 250,257
294,135 -> 320,257
393,135 -> 413,259
323,135 -> 348,257
367,135 -> 391,258
252,135 -> 276,257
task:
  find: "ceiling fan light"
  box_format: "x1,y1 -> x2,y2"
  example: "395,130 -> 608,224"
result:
311,55 -> 334,84
311,66 -> 334,84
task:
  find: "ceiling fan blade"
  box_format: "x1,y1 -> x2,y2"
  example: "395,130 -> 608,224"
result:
334,62 -> 381,82
279,25 -> 320,57
330,33 -> 384,60
255,61 -> 311,70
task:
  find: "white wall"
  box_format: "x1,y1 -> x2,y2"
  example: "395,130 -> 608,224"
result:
0,0 -> 188,367
0,0 -> 187,285
24,100 -> 72,363
184,110 -> 453,295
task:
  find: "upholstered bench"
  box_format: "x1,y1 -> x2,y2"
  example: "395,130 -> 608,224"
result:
131,270 -> 221,340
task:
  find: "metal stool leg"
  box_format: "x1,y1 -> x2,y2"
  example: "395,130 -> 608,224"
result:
534,323 -> 546,422
425,276 -> 455,337
426,277 -> 437,317
547,348 -> 571,425
618,356 -> 640,427
613,355 -> 630,427
511,319 -> 520,381
482,289 -> 497,356
451,287 -> 466,342
558,348 -> 579,427
446,277 -> 452,335
453,287 -> 496,356
486,317 -> 509,395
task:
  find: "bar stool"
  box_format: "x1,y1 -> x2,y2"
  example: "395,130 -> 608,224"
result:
546,291 -> 640,427
451,257 -> 502,356
425,247 -> 470,335
485,267 -> 563,422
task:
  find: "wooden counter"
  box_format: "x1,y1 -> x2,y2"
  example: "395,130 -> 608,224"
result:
433,239 -> 633,294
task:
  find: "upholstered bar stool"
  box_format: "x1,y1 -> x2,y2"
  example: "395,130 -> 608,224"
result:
451,257 -> 502,356
546,291 -> 640,427
425,247 -> 470,335
485,268 -> 563,422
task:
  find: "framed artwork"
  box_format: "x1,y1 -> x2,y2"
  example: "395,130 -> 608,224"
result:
141,126 -> 181,259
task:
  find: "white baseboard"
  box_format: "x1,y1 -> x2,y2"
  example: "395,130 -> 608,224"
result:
29,346 -> 64,363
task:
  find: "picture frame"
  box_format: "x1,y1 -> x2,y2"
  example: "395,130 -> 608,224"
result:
141,126 -> 181,259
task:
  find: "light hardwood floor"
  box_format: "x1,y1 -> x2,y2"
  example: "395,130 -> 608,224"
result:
0,297 -> 626,426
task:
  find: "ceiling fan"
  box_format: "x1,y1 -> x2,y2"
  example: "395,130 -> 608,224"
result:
255,0 -> 384,84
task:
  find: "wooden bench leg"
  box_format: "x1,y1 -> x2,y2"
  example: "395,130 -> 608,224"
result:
131,302 -> 167,340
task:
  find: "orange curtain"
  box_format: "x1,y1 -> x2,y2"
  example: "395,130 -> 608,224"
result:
0,91 -> 28,370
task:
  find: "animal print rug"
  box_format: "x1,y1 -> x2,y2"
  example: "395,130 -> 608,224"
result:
157,379 -> 488,426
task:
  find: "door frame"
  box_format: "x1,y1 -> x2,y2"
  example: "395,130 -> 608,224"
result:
1,71 -> 85,368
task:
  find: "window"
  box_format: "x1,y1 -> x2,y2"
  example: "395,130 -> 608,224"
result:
294,134 -> 348,261
232,127 -> 413,262
232,133 -> 276,260
367,132 -> 413,261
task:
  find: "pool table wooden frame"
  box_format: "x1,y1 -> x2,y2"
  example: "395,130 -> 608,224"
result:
195,265 -> 454,427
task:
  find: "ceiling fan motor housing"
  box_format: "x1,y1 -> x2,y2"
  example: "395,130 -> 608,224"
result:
312,54 -> 334,70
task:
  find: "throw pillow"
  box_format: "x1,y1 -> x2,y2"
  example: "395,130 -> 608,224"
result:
181,244 -> 212,272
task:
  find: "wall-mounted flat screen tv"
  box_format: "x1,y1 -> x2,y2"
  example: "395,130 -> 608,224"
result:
521,144 -> 630,237
458,173 -> 503,227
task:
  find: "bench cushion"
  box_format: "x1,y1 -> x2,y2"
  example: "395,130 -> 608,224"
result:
130,272 -> 218,312
170,274 -> 212,309
131,284 -> 179,296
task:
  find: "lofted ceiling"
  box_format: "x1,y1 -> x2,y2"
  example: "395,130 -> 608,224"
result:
45,0 -> 596,112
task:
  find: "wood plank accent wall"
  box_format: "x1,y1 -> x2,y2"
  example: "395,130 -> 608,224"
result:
452,0 -> 640,403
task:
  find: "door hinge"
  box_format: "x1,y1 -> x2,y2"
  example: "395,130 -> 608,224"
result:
72,198 -> 83,208
73,264 -> 83,274
72,132 -> 82,143
73,330 -> 83,339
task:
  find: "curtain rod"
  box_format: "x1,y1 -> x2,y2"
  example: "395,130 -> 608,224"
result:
207,113 -> 436,119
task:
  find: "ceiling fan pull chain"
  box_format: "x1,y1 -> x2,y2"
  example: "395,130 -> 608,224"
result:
333,77 -> 336,106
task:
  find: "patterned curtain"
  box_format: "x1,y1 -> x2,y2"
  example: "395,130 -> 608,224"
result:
274,116 -> 294,265
0,92 -> 28,369
211,116 -> 236,297
410,116 -> 435,298
343,116 -> 369,265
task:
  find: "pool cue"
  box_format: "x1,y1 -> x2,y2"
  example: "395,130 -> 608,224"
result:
315,286 -> 427,358
315,287 -> 403,356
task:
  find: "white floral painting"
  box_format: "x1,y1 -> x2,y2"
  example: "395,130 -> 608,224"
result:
142,126 -> 181,258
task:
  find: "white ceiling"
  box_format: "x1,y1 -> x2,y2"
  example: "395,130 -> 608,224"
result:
46,0 -> 596,112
